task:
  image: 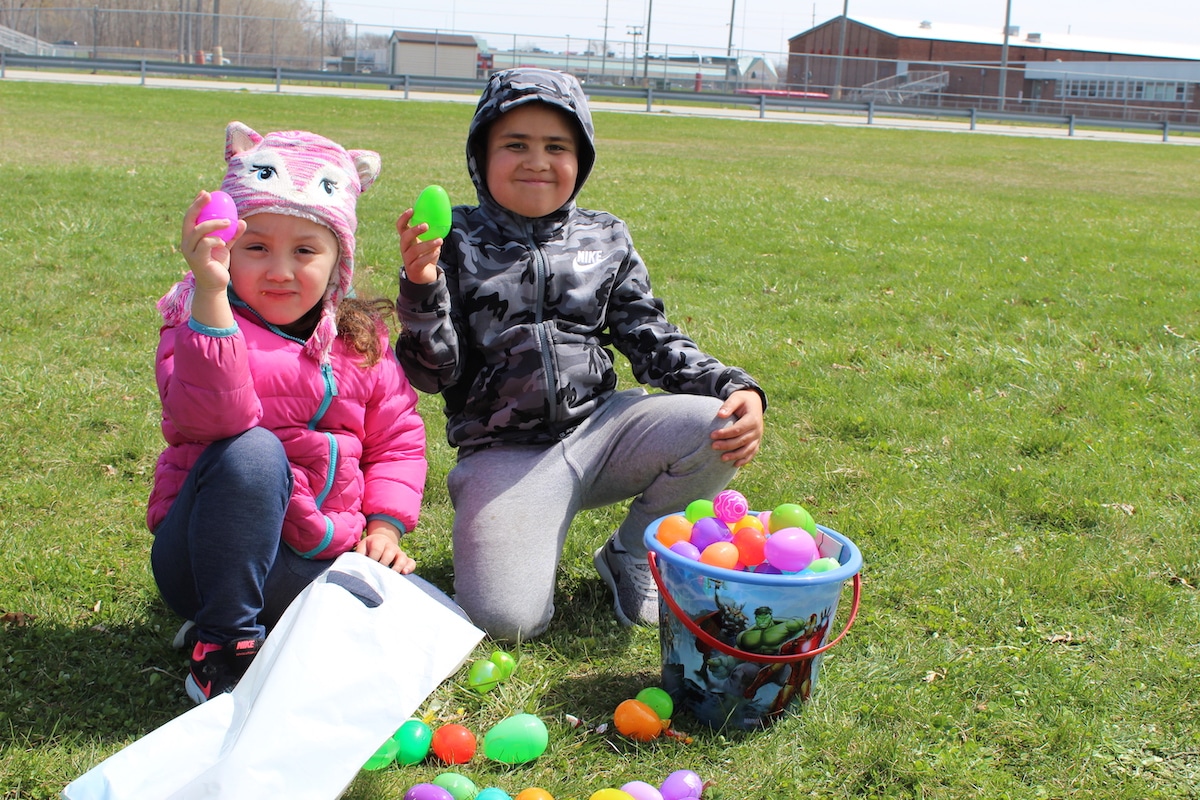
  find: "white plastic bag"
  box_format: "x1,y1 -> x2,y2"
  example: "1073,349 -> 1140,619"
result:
63,552 -> 483,800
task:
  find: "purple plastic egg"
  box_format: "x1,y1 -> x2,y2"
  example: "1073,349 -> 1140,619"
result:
689,517 -> 731,552
660,769 -> 704,800
669,541 -> 701,560
404,784 -> 455,800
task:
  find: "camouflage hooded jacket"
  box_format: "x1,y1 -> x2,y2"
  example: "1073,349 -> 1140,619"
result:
396,68 -> 764,452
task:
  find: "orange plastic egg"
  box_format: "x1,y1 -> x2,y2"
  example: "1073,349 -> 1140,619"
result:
613,699 -> 663,741
655,514 -> 692,549
730,514 -> 764,533
516,790 -> 555,800
699,541 -> 740,570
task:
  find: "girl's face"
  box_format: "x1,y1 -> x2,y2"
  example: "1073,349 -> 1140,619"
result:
230,213 -> 339,326
485,102 -> 579,219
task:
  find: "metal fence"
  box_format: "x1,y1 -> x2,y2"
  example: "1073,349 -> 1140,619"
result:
3,6 -> 1200,125
5,53 -> 1198,143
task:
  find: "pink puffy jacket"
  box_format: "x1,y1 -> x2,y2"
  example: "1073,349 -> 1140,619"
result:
147,305 -> 427,559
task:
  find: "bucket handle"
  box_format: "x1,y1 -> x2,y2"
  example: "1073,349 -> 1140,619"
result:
647,550 -> 861,666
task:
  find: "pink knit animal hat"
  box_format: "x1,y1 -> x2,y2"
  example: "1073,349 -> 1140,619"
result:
158,121 -> 382,363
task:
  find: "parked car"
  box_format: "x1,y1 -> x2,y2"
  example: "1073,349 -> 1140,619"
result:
53,39 -> 78,46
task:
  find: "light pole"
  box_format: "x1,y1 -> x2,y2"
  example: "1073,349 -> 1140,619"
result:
832,0 -> 849,100
998,0 -> 1013,110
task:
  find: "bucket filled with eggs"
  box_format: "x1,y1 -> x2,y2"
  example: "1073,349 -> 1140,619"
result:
644,490 -> 862,730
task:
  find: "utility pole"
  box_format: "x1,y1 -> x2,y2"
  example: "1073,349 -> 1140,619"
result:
832,0 -> 849,100
627,25 -> 641,83
642,0 -> 653,85
726,0 -> 735,57
998,0 -> 1013,110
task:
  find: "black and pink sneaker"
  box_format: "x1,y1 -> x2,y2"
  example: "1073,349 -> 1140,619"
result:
185,638 -> 263,704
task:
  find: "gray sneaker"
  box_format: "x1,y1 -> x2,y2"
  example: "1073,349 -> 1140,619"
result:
593,533 -> 659,626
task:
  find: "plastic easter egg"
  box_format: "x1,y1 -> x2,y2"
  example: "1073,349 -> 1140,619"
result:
635,686 -> 674,721
699,541 -> 739,570
490,649 -> 516,680
431,724 -> 477,764
659,770 -> 704,800
589,791 -> 635,800
620,782 -> 664,800
412,184 -> 452,242
655,514 -> 693,549
405,784 -> 455,800
476,789 -> 514,800
732,526 -> 767,567
684,499 -> 715,523
393,718 -> 434,765
515,790 -> 555,800
196,190 -> 239,243
432,773 -> 479,800
755,561 -> 782,575
483,713 -> 548,764
712,489 -> 749,523
363,735 -> 399,770
769,503 -> 816,535
808,556 -> 841,573
689,517 -> 730,552
669,541 -> 701,561
469,658 -> 502,692
613,698 -> 663,741
730,514 -> 764,533
763,526 -> 818,572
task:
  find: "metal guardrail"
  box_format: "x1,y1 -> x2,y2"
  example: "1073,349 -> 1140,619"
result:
4,54 -> 1199,142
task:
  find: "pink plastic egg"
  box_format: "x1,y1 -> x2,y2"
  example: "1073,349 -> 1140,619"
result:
196,190 -> 239,243
763,526 -> 818,572
712,489 -> 748,523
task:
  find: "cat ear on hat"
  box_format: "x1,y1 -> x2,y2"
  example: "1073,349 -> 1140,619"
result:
225,121 -> 263,162
350,150 -> 382,193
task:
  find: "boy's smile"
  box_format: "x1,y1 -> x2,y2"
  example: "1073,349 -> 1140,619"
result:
485,102 -> 579,219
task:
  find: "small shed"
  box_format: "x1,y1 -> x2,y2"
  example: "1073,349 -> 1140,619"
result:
388,30 -> 483,79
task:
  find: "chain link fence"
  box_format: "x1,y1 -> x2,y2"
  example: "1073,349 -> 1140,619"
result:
3,6 -> 1199,124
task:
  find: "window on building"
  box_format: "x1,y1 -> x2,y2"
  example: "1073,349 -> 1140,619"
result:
1057,78 -> 1189,103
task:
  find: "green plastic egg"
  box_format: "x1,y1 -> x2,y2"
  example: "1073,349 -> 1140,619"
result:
433,771 -> 479,800
392,717 -> 433,765
482,713 -> 548,764
412,184 -> 452,242
635,686 -> 674,721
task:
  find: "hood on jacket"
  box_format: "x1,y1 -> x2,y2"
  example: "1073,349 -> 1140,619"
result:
466,68 -> 596,216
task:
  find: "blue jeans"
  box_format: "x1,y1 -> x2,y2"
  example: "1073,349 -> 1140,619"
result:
151,427 -> 324,644
151,427 -> 466,644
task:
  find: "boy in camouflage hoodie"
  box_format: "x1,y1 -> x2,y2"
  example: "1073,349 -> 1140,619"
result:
395,68 -> 766,642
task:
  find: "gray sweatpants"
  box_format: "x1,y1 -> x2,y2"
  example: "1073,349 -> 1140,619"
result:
447,389 -> 739,642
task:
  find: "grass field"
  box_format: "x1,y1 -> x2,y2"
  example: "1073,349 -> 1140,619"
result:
1,79 -> 1199,800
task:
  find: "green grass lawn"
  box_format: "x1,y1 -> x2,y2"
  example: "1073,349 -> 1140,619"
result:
1,80 -> 1198,800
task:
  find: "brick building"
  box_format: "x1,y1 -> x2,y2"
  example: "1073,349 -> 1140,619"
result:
787,16 -> 1200,116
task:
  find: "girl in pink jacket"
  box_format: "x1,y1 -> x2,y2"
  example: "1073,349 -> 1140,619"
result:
150,122 -> 429,704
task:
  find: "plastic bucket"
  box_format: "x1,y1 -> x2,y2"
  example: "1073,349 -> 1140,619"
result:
645,516 -> 862,730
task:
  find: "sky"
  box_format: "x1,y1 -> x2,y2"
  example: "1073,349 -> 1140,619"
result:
324,0 -> 1200,57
